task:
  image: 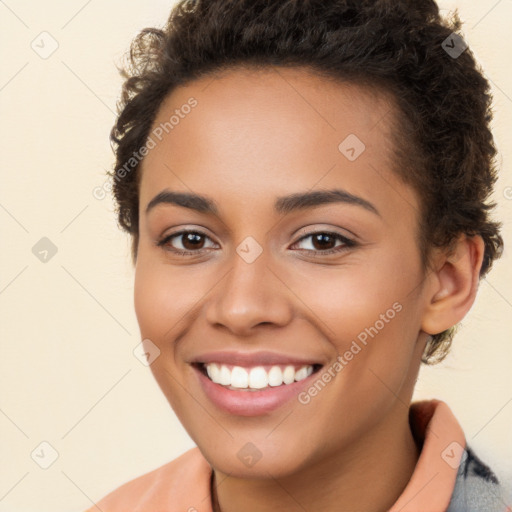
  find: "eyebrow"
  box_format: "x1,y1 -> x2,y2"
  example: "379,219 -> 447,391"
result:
145,188 -> 381,217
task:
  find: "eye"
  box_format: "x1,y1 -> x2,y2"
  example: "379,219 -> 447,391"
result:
157,230 -> 217,255
291,231 -> 356,256
156,229 -> 356,257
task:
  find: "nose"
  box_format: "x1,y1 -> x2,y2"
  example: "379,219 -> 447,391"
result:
205,249 -> 294,336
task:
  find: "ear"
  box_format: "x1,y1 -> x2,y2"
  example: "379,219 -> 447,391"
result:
421,234 -> 485,336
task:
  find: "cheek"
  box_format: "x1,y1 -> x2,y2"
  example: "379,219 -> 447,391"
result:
290,251 -> 415,339
134,257 -> 205,346
133,258 -> 195,412
134,262 -> 165,342
286,249 -> 421,385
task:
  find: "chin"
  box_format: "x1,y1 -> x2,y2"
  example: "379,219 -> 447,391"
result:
196,434 -> 316,480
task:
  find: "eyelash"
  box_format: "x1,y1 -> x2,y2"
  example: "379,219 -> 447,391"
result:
156,229 -> 357,257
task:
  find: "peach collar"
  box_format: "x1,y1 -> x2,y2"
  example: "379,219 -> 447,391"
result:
389,399 -> 466,512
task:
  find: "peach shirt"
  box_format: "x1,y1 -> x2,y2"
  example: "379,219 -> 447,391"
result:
85,399 -> 466,512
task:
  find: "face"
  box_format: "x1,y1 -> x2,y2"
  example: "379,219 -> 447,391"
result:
134,66 -> 432,478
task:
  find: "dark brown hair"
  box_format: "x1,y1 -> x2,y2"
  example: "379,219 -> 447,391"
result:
109,0 -> 504,364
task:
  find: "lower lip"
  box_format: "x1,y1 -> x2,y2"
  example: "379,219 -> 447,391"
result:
193,365 -> 320,416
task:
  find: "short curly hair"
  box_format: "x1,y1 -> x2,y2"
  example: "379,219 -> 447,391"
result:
109,0 -> 504,365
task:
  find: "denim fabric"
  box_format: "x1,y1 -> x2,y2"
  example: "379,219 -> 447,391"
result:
446,445 -> 510,512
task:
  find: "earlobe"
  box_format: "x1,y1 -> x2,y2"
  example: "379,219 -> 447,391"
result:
421,235 -> 485,336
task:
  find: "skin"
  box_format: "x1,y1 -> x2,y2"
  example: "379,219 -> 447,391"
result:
134,66 -> 484,512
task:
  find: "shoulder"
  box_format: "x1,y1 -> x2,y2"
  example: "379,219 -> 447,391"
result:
83,446 -> 212,512
447,444 -> 510,512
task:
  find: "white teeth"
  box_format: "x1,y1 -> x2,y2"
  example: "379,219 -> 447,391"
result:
268,366 -> 283,387
203,363 -> 315,389
231,366 -> 249,388
295,366 -> 312,381
219,365 -> 231,385
283,365 -> 295,384
248,366 -> 268,389
206,363 -> 220,383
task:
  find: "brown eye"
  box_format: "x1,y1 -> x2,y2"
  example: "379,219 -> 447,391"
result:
292,231 -> 356,256
180,232 -> 206,250
310,233 -> 337,250
157,230 -> 217,254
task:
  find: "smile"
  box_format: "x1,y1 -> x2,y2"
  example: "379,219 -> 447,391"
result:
201,362 -> 318,391
193,362 -> 323,415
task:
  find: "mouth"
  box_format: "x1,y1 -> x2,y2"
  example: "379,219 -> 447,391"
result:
189,350 -> 326,415
191,359 -> 325,416
193,362 -> 323,391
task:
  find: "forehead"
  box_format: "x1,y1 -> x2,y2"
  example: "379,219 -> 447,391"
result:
138,66 -> 417,223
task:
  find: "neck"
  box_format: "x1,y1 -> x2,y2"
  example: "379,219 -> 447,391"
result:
212,403 -> 420,512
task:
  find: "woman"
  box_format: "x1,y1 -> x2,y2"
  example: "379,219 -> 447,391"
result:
86,0 -> 508,510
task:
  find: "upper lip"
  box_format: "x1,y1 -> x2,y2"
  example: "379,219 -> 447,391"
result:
190,350 -> 324,367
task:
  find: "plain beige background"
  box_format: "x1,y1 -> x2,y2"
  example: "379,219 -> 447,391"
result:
0,1 -> 511,511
